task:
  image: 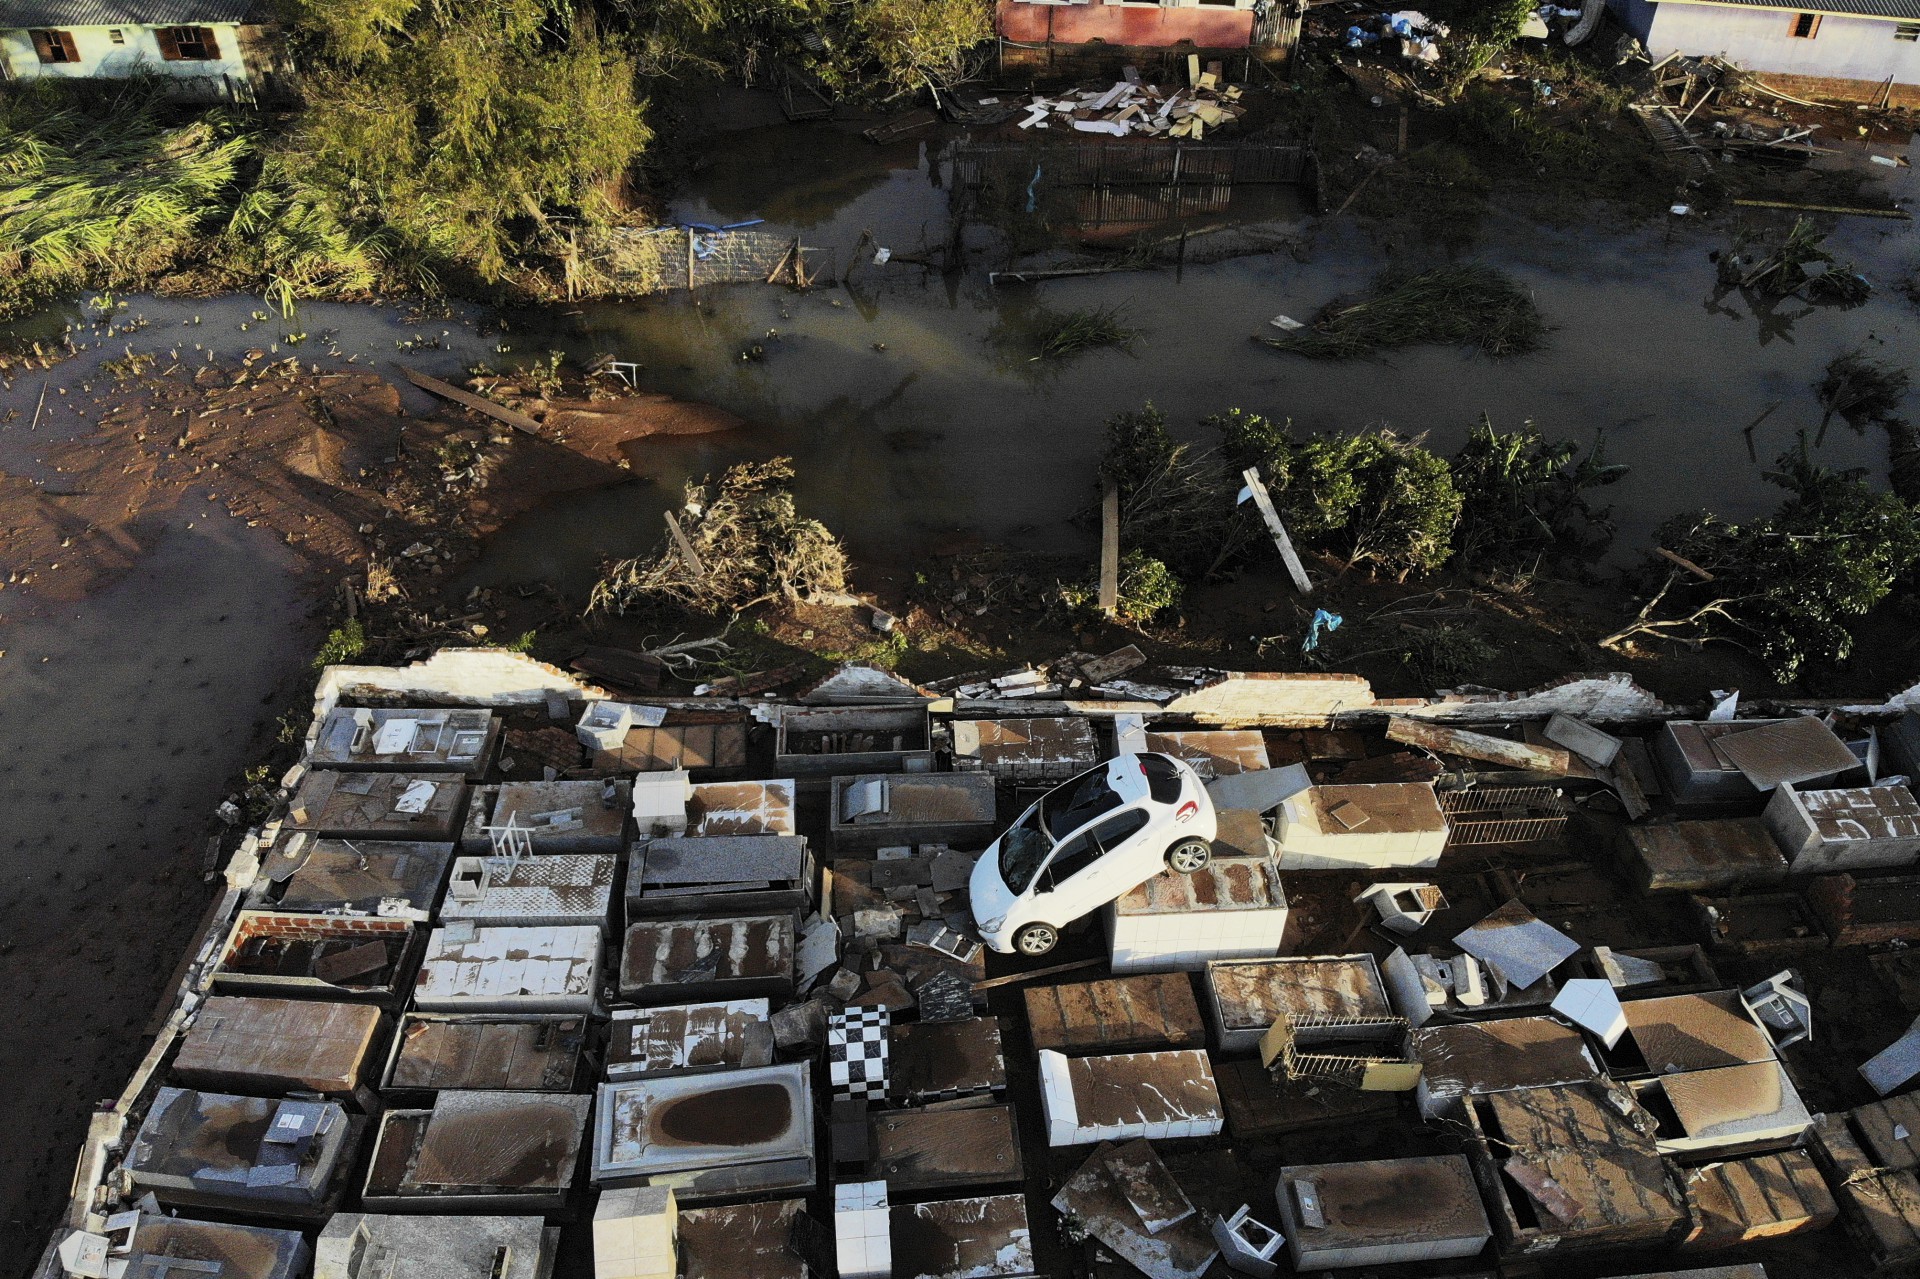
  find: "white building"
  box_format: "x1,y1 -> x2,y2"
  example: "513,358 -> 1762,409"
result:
0,0 -> 284,99
1610,0 -> 1920,107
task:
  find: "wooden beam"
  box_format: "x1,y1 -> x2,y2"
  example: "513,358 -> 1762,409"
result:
395,365 -> 541,436
1731,199 -> 1909,220
664,510 -> 707,578
972,955 -> 1104,992
1386,717 -> 1574,774
1241,467 -> 1312,596
1654,546 -> 1715,582
1099,476 -> 1120,615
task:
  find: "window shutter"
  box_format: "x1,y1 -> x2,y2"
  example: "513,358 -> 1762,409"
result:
156,27 -> 181,59
31,29 -> 53,60
195,26 -> 219,58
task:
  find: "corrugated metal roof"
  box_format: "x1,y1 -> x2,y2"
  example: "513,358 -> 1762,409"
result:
0,0 -> 261,26
1660,0 -> 1920,20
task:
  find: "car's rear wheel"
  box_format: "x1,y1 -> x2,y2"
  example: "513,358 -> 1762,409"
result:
1014,923 -> 1059,957
1166,839 -> 1212,875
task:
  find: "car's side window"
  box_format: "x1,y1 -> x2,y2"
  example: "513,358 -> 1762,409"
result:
1040,833 -> 1097,889
1089,809 -> 1150,856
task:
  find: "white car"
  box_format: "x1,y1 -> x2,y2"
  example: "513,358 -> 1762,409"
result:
969,752 -> 1218,957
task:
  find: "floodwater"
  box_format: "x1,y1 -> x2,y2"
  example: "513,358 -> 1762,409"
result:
468,119 -> 1920,594
0,105 -> 1917,1270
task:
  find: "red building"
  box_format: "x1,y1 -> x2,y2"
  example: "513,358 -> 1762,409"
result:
997,0 -> 1298,68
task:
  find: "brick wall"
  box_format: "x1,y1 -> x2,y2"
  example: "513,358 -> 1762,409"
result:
1754,71 -> 1920,109
226,911 -> 413,954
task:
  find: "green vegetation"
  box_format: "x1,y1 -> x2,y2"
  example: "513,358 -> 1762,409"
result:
1399,622 -> 1496,686
1057,549 -> 1182,625
1097,405 -> 1254,580
1816,351 -> 1909,438
313,618 -> 368,667
590,458 -> 849,617
1423,0 -> 1539,99
1451,417 -> 1624,575
0,0 -> 989,317
1610,454 -> 1920,682
1264,265 -> 1546,361
1218,411 -> 1462,580
1726,219 -> 1872,306
0,82 -> 250,317
1031,306 -> 1140,361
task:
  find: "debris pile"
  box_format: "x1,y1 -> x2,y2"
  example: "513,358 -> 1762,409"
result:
1015,63 -> 1249,140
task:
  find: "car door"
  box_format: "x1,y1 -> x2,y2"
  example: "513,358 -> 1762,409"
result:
1032,808 -> 1156,923
1030,829 -> 1100,921
1079,808 -> 1154,900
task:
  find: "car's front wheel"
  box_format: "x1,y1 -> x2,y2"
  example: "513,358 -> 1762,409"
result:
1165,838 -> 1212,875
1014,923 -> 1059,957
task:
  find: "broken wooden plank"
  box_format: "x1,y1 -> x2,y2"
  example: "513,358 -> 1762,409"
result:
972,956 -> 1104,993
664,510 -> 708,578
1241,467 -> 1312,596
1385,718 -> 1574,774
396,365 -> 541,436
1731,199 -> 1910,220
1099,477 -> 1120,615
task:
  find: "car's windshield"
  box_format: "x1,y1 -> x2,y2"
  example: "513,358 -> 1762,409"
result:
1041,764 -> 1121,838
997,806 -> 1052,896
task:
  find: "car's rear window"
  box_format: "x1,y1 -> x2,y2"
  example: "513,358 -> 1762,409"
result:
1140,754 -> 1182,803
1043,765 -> 1122,837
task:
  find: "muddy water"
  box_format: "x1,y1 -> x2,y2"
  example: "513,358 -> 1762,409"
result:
0,298 -> 501,1270
468,119 -> 1920,595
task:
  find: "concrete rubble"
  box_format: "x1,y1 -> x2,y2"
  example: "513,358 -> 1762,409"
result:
35,647 -> 1920,1278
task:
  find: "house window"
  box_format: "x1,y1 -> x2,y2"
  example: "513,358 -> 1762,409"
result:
29,29 -> 80,62
1896,21 -> 1920,40
156,25 -> 220,60
108,27 -> 125,43
1789,13 -> 1820,38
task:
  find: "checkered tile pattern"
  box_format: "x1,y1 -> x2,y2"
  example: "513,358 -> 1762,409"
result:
828,1006 -> 891,1100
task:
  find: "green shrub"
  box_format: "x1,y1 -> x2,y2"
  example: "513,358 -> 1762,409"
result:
313,619 -> 368,668
1451,416 -> 1625,575
1217,412 -> 1462,580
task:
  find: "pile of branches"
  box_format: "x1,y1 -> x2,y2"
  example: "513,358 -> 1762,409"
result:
589,458 -> 848,617
1265,265 -> 1547,360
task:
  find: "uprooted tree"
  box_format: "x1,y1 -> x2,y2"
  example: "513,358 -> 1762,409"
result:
1097,404 -> 1256,581
1217,411 -> 1462,581
1450,415 -> 1625,576
1602,452 -> 1920,683
589,458 -> 849,617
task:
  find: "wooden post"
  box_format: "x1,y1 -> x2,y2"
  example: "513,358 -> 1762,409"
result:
664,511 -> 707,578
1241,467 -> 1312,596
685,229 -> 696,290
1099,476 -> 1120,615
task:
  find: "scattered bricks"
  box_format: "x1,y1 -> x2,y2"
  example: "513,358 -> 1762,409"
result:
828,968 -> 863,1002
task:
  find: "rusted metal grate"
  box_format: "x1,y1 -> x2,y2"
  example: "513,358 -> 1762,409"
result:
1441,785 -> 1571,846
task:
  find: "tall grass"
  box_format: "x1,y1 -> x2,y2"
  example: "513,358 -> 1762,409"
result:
1032,305 -> 1140,361
0,80 -> 249,316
